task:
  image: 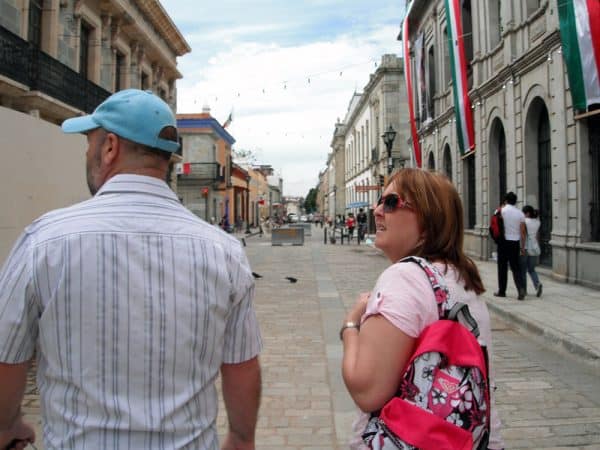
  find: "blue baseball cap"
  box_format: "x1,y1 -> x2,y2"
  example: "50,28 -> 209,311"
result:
62,89 -> 180,153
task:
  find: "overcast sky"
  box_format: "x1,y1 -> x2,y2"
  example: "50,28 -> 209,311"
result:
161,1 -> 406,196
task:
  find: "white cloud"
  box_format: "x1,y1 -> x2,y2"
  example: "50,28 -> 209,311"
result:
166,1 -> 404,196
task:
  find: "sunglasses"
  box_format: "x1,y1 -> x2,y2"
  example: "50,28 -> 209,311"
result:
376,193 -> 413,213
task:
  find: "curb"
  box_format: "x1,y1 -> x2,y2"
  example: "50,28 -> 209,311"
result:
486,300 -> 600,370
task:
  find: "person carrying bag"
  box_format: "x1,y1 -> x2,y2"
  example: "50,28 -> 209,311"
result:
341,169 -> 505,450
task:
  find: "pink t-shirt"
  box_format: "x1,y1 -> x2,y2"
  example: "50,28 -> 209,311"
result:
350,261 -> 505,450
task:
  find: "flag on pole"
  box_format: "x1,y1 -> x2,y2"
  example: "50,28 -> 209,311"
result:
558,0 -> 600,111
403,15 -> 422,167
444,0 -> 475,154
222,110 -> 233,128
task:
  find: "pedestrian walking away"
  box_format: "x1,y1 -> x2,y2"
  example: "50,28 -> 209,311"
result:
356,208 -> 368,243
521,205 -> 543,297
494,192 -> 527,300
340,168 -> 504,450
0,89 -> 262,450
346,213 -> 356,242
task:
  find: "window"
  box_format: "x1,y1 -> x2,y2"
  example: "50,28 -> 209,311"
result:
590,115 -> 600,241
464,154 -> 476,229
462,0 -> 473,89
28,0 -> 43,48
443,27 -> 450,87
141,72 -> 149,90
428,152 -> 435,171
526,0 -> 541,16
489,0 -> 502,48
79,21 -> 92,78
115,52 -> 125,91
443,145 -> 452,181
428,45 -> 435,117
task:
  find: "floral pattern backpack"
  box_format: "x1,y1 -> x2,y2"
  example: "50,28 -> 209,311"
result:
362,257 -> 490,450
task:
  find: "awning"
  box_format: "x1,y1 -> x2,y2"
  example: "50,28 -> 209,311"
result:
346,201 -> 370,209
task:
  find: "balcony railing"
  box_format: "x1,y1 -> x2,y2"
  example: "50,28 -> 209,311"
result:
178,162 -> 225,183
0,24 -> 110,113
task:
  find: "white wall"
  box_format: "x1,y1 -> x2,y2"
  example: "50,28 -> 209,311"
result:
0,107 -> 89,264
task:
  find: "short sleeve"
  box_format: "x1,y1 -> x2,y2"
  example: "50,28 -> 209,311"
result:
222,246 -> 262,364
0,231 -> 39,363
363,262 -> 438,338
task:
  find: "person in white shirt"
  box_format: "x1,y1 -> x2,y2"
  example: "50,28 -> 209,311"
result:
521,205 -> 543,297
0,89 -> 262,450
494,192 -> 527,300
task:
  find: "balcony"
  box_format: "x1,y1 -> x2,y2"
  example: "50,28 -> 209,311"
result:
0,24 -> 111,115
178,162 -> 226,184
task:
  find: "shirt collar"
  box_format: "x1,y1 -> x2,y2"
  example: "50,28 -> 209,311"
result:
96,174 -> 180,203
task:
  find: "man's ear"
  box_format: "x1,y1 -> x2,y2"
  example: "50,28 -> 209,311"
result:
101,132 -> 120,166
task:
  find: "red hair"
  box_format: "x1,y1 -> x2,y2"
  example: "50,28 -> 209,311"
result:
390,168 -> 485,294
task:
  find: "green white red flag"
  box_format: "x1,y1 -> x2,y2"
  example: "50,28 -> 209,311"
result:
403,15 -> 422,167
444,0 -> 475,154
558,0 -> 600,111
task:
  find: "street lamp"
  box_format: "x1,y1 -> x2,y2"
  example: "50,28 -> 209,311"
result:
245,174 -> 251,234
381,125 -> 397,175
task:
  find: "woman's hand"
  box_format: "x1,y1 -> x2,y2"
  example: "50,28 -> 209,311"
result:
345,292 -> 370,324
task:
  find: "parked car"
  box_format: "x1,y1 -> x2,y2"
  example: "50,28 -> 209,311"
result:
300,215 -> 308,222
287,213 -> 299,223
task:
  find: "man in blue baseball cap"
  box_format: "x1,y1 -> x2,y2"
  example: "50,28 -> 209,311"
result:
0,89 -> 263,449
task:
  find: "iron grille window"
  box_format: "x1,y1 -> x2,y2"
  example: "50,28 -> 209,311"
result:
79,21 -> 91,78
28,0 -> 42,47
590,115 -> 600,241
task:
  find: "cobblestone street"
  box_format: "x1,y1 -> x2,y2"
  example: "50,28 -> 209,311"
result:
19,227 -> 600,449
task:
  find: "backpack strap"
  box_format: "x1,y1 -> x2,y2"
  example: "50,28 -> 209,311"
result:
399,256 -> 480,338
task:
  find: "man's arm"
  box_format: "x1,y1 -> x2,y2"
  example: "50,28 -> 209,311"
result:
0,361 -> 35,448
220,357 -> 261,450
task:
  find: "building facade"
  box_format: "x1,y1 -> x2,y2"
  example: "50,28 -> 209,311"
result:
177,110 -> 235,225
402,0 -> 600,287
0,0 -> 189,263
329,54 -> 409,228
0,0 -> 189,122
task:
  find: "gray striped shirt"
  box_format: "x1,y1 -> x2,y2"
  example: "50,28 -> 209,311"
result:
0,174 -> 262,449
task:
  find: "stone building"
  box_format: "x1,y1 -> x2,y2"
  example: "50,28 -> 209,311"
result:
331,54 -> 410,227
0,0 -> 189,263
401,0 -> 600,287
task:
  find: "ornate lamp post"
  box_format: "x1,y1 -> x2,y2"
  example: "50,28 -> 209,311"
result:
381,125 -> 397,175
245,174 -> 251,234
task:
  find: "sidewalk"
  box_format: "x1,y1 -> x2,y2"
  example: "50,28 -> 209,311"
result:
476,259 -> 600,369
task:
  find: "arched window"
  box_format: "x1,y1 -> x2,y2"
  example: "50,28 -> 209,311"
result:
443,145 -> 452,181
428,151 -> 436,171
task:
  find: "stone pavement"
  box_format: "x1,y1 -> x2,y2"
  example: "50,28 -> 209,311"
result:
16,224 -> 600,449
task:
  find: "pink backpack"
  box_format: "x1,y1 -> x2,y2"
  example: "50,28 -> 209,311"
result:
362,257 -> 490,450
